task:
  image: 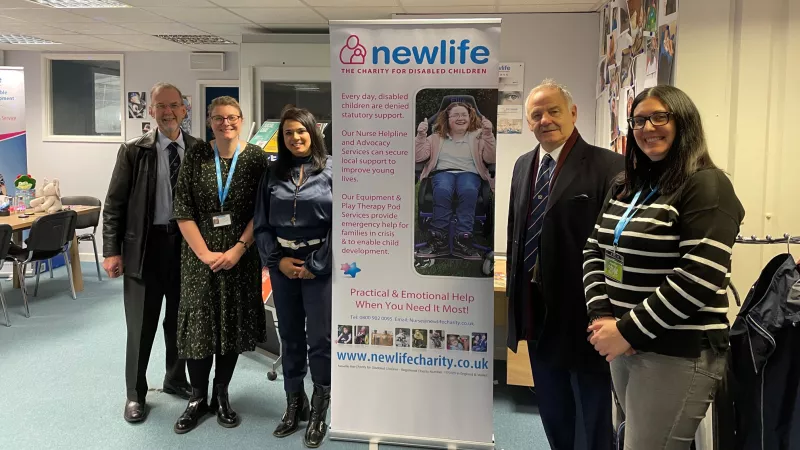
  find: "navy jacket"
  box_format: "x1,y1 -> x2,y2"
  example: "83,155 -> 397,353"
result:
730,253 -> 800,449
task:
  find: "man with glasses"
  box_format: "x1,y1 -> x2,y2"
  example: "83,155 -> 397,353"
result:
103,82 -> 198,423
506,79 -> 624,450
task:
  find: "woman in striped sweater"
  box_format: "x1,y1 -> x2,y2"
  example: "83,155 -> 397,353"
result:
583,85 -> 744,449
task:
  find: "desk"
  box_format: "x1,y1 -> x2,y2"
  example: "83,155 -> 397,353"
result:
0,205 -> 100,293
494,259 -> 534,387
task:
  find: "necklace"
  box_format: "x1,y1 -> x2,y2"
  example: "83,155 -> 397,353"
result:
290,165 -> 307,225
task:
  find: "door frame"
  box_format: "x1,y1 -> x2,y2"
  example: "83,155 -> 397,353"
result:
195,79 -> 240,139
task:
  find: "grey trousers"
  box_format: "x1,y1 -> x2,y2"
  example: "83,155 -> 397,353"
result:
610,349 -> 725,450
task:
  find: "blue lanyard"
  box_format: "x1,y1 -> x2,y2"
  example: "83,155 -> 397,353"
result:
214,142 -> 240,211
613,187 -> 657,247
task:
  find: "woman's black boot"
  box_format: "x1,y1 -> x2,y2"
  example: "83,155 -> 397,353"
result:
174,388 -> 209,434
213,383 -> 240,428
273,391 -> 310,437
303,384 -> 331,448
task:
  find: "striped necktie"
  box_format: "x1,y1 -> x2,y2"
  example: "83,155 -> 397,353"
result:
523,153 -> 554,274
167,141 -> 181,197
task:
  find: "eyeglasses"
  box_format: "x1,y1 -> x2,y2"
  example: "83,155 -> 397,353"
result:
628,112 -> 673,130
155,103 -> 183,111
449,113 -> 469,119
211,115 -> 241,124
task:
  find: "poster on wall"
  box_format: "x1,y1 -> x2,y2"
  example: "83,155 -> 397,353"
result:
127,92 -> 146,119
180,95 -> 192,135
0,67 -> 27,200
141,122 -> 151,133
329,19 -> 499,448
657,0 -> 678,85
498,62 -> 524,134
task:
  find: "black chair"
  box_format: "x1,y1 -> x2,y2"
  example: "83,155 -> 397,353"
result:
61,196 -> 102,281
0,224 -> 12,326
6,210 -> 78,317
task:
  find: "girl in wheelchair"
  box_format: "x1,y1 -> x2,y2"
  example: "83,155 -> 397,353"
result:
414,102 -> 496,260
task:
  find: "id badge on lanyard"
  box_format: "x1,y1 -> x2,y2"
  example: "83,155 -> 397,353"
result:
213,142 -> 240,228
605,187 -> 657,283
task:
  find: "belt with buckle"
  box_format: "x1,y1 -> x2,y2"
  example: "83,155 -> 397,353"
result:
278,237 -> 325,250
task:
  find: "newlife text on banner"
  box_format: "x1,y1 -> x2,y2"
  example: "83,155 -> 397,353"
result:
329,19 -> 501,449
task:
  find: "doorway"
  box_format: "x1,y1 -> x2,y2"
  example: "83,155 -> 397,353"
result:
197,81 -> 239,142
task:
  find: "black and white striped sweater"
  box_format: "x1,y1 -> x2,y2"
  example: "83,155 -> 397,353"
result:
583,168 -> 745,358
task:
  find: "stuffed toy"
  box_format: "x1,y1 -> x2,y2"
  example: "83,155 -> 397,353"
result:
30,178 -> 63,214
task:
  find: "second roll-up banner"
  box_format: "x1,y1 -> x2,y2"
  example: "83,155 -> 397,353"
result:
329,19 -> 501,448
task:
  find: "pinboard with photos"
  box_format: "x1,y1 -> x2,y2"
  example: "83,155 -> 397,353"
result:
596,0 -> 678,154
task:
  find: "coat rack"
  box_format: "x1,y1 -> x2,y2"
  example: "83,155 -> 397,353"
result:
735,233 -> 800,245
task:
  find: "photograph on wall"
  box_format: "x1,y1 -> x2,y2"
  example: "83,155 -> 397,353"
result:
608,64 -> 620,99
141,122 -> 151,133
665,0 -> 677,15
127,92 -> 146,119
600,6 -> 609,56
658,21 -> 677,85
610,95 -> 620,142
618,87 -> 632,137
607,33 -> 618,66
645,36 -> 658,74
597,57 -> 608,98
413,88 -> 497,278
628,0 -> 645,55
498,63 -> 524,134
644,0 -> 658,34
620,47 -> 633,88
620,5 -> 631,34
611,7 -> 619,31
181,95 -> 192,134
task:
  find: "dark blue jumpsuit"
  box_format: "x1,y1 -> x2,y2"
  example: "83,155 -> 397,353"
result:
254,155 -> 332,393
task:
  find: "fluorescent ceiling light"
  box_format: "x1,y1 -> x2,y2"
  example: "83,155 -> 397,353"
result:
0,34 -> 61,44
154,35 -> 235,45
26,0 -> 130,7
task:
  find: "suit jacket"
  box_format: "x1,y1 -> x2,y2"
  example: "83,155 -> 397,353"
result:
506,130 -> 623,372
102,129 -> 199,279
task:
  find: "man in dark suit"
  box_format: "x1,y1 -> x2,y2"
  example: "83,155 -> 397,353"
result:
103,82 -> 196,423
507,79 -> 624,450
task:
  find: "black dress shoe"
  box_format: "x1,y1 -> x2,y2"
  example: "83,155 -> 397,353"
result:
174,389 -> 209,434
163,379 -> 192,400
211,383 -> 240,428
304,384 -> 331,448
124,400 -> 146,423
273,391 -> 310,438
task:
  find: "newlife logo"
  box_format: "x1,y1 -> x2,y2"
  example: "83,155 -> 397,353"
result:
340,34 -> 491,66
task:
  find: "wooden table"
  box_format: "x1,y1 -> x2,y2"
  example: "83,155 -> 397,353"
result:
494,259 -> 534,387
1,205 -> 100,293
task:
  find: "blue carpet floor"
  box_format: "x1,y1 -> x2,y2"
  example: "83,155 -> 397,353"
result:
0,263 -> 548,450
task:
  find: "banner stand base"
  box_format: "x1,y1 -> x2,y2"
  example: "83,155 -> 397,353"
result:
329,428 -> 495,449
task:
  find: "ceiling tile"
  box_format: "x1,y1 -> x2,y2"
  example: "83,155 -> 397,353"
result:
184,43 -> 238,52
0,22 -> 77,33
316,7 -> 402,20
215,34 -> 242,43
0,7 -> 93,22
186,23 -> 254,34
142,6 -> 251,23
77,40 -> 148,50
14,44 -> 93,51
401,5 -> 495,13
120,0 -> 216,6
496,3 -> 595,11
0,0 -> 48,8
208,0 -> 304,6
117,21 -> 205,34
67,7 -> 173,23
227,7 -> 324,24
400,0 -> 490,5
307,0 -> 399,6
27,33 -> 105,43
128,40 -> 193,51
49,22 -> 136,33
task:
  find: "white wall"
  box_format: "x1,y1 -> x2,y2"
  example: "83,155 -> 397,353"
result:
5,51 -> 239,259
675,0 -> 799,318
240,14 -> 600,253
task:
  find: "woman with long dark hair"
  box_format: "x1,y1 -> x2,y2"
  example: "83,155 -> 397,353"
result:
254,107 -> 332,448
583,85 -> 744,448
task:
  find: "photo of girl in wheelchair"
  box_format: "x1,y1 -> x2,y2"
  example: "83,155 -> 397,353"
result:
414,93 -> 497,276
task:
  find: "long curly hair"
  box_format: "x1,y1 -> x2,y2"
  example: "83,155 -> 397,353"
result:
433,102 -> 481,138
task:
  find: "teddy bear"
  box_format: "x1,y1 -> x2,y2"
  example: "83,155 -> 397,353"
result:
30,178 -> 63,214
